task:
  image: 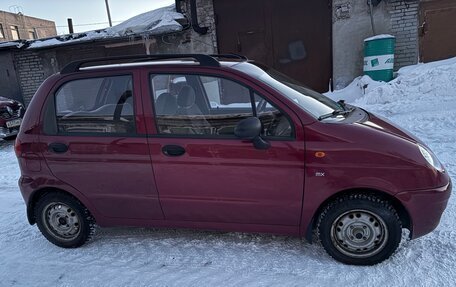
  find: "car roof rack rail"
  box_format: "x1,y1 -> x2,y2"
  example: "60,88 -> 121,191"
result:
209,54 -> 249,61
60,54 -> 236,74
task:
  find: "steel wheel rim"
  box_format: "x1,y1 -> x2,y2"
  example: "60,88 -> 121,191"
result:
42,202 -> 81,241
330,209 -> 388,258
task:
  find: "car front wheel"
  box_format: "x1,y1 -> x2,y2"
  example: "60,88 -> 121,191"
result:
317,194 -> 402,265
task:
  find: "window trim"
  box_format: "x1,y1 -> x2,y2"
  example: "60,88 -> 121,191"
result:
148,72 -> 296,141
47,73 -> 138,137
28,30 -> 36,40
10,25 -> 20,40
0,24 -> 5,39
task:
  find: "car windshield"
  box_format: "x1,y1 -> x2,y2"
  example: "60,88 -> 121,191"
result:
232,62 -> 342,119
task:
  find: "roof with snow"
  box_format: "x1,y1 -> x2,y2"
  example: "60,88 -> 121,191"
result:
0,5 -> 186,50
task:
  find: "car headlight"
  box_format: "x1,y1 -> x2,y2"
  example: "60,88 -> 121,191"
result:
418,144 -> 443,171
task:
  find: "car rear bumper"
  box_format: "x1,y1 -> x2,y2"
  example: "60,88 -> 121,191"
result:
395,180 -> 452,239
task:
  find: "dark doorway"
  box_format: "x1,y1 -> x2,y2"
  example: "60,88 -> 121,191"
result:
419,0 -> 456,62
214,0 -> 332,92
0,52 -> 22,103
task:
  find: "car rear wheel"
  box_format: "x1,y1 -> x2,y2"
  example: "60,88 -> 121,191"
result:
317,194 -> 402,265
35,193 -> 96,248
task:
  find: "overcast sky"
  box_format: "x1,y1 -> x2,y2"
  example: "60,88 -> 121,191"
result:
0,0 -> 175,34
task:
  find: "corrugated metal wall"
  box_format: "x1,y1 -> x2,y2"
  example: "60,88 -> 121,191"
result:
213,0 -> 332,92
419,0 -> 456,62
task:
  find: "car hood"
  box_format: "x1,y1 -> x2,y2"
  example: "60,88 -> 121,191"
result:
359,111 -> 423,145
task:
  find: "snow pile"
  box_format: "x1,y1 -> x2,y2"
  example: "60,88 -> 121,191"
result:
27,5 -> 184,49
325,75 -> 383,103
326,57 -> 456,107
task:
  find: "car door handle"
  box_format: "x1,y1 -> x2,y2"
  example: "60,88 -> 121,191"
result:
49,142 -> 68,153
162,145 -> 186,157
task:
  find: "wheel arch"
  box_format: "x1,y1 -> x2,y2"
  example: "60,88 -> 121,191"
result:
26,187 -> 95,225
305,188 -> 412,242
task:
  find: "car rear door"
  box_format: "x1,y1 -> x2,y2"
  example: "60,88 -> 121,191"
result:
142,68 -> 305,227
39,70 -> 164,221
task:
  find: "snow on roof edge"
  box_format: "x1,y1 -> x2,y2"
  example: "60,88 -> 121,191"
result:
0,41 -> 24,49
106,5 -> 184,36
17,5 -> 185,50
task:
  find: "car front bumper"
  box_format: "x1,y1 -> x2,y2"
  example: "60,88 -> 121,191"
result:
395,180 -> 452,239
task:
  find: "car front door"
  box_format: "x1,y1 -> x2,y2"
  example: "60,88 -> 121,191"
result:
143,69 -> 305,227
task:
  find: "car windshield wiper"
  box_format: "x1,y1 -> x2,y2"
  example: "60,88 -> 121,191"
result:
318,108 -> 353,121
337,99 -> 347,110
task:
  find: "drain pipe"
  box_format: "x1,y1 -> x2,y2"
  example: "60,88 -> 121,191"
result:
189,0 -> 208,35
368,0 -> 376,35
175,0 -> 182,13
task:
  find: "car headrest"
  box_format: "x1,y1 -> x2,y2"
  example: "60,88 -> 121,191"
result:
177,86 -> 196,108
156,92 -> 177,115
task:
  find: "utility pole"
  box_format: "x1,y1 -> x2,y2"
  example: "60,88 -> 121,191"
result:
105,0 -> 113,27
67,18 -> 74,34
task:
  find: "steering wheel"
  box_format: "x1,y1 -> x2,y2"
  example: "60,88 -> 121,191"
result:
256,98 -> 267,114
274,117 -> 292,136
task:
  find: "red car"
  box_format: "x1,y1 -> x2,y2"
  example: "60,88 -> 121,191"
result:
0,96 -> 25,140
15,54 -> 451,265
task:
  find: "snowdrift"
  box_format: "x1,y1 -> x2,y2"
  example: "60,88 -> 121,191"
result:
326,57 -> 456,106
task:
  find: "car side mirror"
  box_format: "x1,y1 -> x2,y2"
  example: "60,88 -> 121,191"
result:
234,117 -> 270,150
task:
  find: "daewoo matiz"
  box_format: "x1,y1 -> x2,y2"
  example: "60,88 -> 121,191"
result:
15,54 -> 451,265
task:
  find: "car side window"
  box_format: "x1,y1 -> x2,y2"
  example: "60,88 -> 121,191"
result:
54,75 -> 135,134
151,74 -> 253,136
150,74 -> 293,138
254,93 -> 293,137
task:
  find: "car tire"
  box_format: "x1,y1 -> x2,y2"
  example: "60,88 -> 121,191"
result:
317,194 -> 402,265
35,193 -> 96,248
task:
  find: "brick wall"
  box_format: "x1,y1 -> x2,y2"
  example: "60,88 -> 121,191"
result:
388,0 -> 419,70
332,0 -> 420,88
0,11 -> 57,42
194,0 -> 217,51
14,51 -> 45,106
332,0 -> 392,89
179,0 -> 217,53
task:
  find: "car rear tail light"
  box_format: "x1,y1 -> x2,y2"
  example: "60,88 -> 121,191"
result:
14,138 -> 22,157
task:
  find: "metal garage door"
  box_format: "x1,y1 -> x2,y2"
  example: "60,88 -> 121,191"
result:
213,0 -> 332,93
419,0 -> 456,62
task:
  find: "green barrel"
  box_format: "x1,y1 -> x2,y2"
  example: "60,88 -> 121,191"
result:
363,35 -> 395,82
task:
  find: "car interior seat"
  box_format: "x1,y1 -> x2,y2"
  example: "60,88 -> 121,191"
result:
155,92 -> 177,115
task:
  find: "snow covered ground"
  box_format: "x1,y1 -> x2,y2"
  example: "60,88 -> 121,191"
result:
1,58 -> 456,286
